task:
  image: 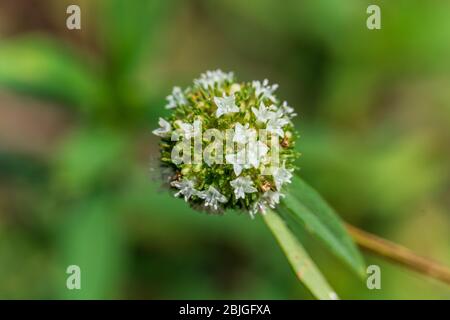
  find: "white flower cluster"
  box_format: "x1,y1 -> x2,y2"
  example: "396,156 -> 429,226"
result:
154,70 -> 298,217
194,69 -> 234,90
169,180 -> 228,211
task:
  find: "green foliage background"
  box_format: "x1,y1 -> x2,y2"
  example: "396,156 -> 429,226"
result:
0,0 -> 449,299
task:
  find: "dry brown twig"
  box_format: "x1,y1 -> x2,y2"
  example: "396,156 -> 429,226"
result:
346,223 -> 450,285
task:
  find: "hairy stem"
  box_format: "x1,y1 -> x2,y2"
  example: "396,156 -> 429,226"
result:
346,223 -> 450,285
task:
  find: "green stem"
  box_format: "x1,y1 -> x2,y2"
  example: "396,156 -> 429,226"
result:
263,210 -> 338,300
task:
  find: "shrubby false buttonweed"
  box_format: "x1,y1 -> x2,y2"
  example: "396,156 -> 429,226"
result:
153,70 -> 299,217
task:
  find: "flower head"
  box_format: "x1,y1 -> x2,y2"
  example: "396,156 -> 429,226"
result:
153,70 -> 299,216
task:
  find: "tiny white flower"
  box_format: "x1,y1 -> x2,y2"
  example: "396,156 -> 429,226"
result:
225,148 -> 249,176
194,69 -> 234,89
266,112 -> 290,137
247,141 -> 269,168
250,200 -> 267,218
178,122 -> 195,139
252,102 -> 273,123
268,108 -> 287,121
214,94 -> 239,118
263,190 -> 285,208
252,79 -> 278,102
230,176 -> 257,200
198,186 -> 228,210
152,118 -> 172,137
233,123 -> 251,144
266,121 -> 284,137
272,162 -> 293,190
249,191 -> 284,217
281,101 -> 297,118
171,179 -> 197,202
165,86 -> 187,109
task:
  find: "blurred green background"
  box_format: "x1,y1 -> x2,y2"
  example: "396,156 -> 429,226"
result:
0,0 -> 449,299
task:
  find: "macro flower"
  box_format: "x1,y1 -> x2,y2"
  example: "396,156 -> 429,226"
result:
281,101 -> 297,118
252,102 -> 273,123
233,123 -> 251,144
177,121 -> 196,140
265,108 -> 290,137
263,190 -> 284,208
171,178 -> 197,202
194,69 -> 234,89
165,86 -> 187,109
153,70 -> 299,216
197,186 -> 228,211
252,79 -> 278,102
152,118 -> 172,137
249,190 -> 285,218
214,94 -> 239,118
225,148 -> 249,176
230,176 -> 257,200
246,141 -> 269,168
250,200 -> 267,218
266,116 -> 289,137
272,162 -> 294,190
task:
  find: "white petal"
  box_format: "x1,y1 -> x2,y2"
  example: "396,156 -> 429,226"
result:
230,176 -> 257,200
152,118 -> 172,137
214,94 -> 239,118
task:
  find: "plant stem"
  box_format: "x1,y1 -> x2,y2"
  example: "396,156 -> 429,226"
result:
346,223 -> 450,285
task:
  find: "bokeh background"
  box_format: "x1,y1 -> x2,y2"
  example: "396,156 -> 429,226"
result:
0,0 -> 449,299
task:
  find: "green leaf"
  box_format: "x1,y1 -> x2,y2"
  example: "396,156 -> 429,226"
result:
58,199 -> 125,299
282,176 -> 366,277
0,36 -> 106,113
54,128 -> 129,196
263,210 -> 338,300
99,0 -> 169,76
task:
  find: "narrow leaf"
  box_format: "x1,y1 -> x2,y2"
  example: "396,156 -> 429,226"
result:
99,0 -> 169,76
58,199 -> 125,299
282,175 -> 365,277
263,210 -> 338,300
0,36 -> 106,113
